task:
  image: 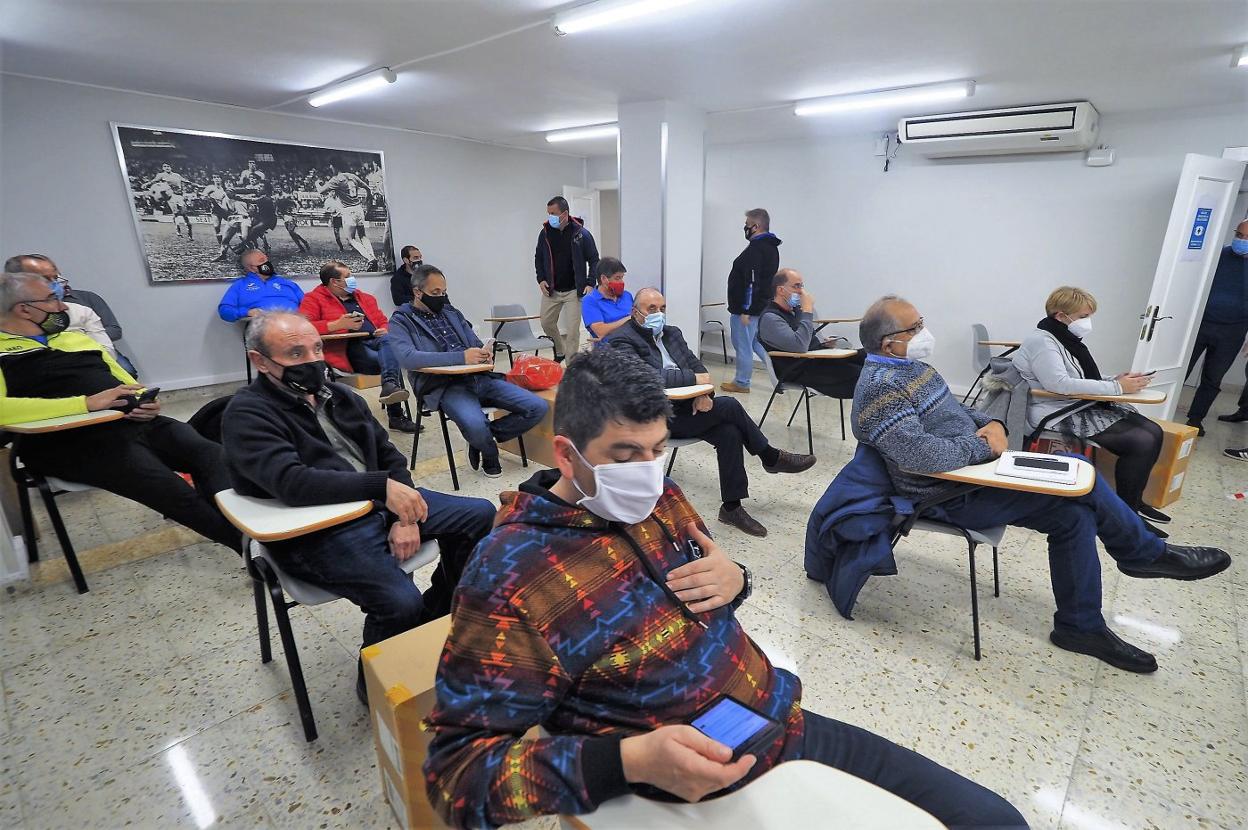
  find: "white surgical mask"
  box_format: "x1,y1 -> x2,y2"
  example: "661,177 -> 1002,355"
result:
903,327 -> 936,362
569,444 -> 666,525
1066,316 -> 1093,339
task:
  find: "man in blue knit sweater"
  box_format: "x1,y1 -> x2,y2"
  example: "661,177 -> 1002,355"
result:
851,295 -> 1231,673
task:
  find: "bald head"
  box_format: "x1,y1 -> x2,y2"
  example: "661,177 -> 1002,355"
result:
241,249 -> 268,274
633,287 -> 665,310
4,254 -> 56,281
244,311 -> 317,358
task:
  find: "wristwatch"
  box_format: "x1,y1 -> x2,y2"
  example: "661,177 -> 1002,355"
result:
731,563 -> 753,609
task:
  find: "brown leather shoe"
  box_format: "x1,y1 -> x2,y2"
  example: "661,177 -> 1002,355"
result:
720,381 -> 750,394
718,505 -> 767,537
762,449 -> 816,474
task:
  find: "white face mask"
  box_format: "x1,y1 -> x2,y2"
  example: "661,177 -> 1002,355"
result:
902,327 -> 936,362
569,444 -> 667,525
1065,316 -> 1093,339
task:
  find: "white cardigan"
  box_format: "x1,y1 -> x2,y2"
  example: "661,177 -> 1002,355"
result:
1012,330 -> 1122,430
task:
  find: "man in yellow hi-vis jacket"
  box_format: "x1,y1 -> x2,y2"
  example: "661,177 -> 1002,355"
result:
0,271 -> 239,553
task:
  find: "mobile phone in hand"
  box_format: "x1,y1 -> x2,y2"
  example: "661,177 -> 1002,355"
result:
137,386 -> 161,404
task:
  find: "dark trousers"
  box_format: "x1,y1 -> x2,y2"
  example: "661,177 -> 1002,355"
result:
772,351 -> 865,399
1090,412 -> 1163,511
933,475 -> 1165,633
345,335 -> 402,387
20,416 -> 240,553
669,396 -> 771,503
439,375 -> 549,463
800,711 -> 1027,828
267,490 -> 495,649
1185,319 -> 1248,422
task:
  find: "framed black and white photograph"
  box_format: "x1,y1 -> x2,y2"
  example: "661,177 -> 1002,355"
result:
111,124 -> 395,283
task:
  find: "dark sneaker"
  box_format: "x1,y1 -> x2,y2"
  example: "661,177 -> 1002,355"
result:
388,416 -> 421,434
379,382 -> 409,405
1224,447 -> 1248,463
1185,419 -> 1205,437
1217,410 -> 1248,423
482,457 -> 503,478
356,662 -> 369,707
1118,544 -> 1231,581
1137,504 -> 1170,524
718,505 -> 767,537
1050,627 -> 1157,673
762,449 -> 816,474
468,447 -> 481,470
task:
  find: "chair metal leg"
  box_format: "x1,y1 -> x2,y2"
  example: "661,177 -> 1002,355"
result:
267,579 -> 317,742
35,478 -> 87,593
719,330 -> 727,364
786,391 -> 804,426
967,540 -> 981,661
757,388 -> 782,428
518,433 -> 528,468
992,546 -> 1000,598
440,411 -> 459,491
962,363 -> 991,404
408,400 -> 425,470
253,576 -> 272,664
804,389 -> 814,456
15,473 -> 37,562
507,345 -> 516,368
838,398 -> 846,440
666,447 -> 679,476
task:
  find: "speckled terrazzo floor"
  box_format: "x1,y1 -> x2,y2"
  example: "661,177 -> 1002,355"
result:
1,364 -> 1244,830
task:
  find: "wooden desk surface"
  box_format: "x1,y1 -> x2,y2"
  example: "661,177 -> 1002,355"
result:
977,340 -> 1021,348
1031,388 -> 1167,405
920,456 -> 1096,497
321,331 -> 371,341
814,317 -> 863,324
666,383 -> 715,400
215,490 -> 373,542
483,315 -> 540,323
5,410 -> 126,434
768,348 -> 860,360
418,363 -> 495,375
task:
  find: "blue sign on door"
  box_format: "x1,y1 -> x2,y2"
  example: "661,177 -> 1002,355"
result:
1187,207 -> 1212,250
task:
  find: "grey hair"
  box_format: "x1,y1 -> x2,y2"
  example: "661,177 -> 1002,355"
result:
860,295 -> 907,354
411,263 -> 443,293
632,286 -> 663,309
243,310 -> 308,357
3,254 -> 51,273
0,272 -> 49,312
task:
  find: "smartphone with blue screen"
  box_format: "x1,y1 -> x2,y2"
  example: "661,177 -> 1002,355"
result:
688,696 -> 783,762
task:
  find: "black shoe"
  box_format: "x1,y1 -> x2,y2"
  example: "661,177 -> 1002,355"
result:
1224,447 -> 1248,463
388,415 -> 421,434
553,353 -> 566,364
468,446 -> 481,470
718,505 -> 767,537
482,457 -> 503,478
356,662 -> 369,707
379,381 -> 409,406
1117,544 -> 1231,581
1137,504 -> 1171,524
1050,627 -> 1157,673
1142,520 -> 1169,540
1217,410 -> 1248,423
1185,419 -> 1206,437
761,449 -> 817,474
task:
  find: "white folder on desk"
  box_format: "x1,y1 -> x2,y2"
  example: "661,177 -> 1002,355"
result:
995,451 -> 1079,485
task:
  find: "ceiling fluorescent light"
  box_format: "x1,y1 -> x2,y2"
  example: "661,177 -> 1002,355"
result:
553,0 -> 701,36
1233,45 -> 1248,68
794,80 -> 975,117
308,68 -> 396,108
546,123 -> 620,143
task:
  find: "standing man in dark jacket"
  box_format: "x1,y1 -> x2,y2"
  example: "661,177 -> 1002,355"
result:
222,311 -> 495,703
722,208 -> 781,394
1185,220 -> 1248,432
605,288 -> 815,537
535,196 -> 599,363
390,244 -> 422,307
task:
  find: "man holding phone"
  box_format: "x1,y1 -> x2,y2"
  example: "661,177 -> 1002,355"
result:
422,348 -> 1025,829
0,270 -> 241,554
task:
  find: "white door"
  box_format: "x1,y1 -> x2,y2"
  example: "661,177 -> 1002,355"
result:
562,185 -> 601,238
1131,153 -> 1247,421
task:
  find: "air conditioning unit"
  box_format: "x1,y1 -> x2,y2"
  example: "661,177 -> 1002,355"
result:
898,102 -> 1099,158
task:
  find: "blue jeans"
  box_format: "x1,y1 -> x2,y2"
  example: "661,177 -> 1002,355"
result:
800,711 -> 1026,828
439,375 -> 548,462
932,475 -> 1165,633
729,314 -> 768,386
346,335 -> 402,387
266,491 -> 495,649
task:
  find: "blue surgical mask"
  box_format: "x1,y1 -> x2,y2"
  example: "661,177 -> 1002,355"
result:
547,214 -> 562,229
787,291 -> 801,309
1232,238 -> 1248,256
51,280 -> 66,300
643,311 -> 665,334
344,276 -> 358,293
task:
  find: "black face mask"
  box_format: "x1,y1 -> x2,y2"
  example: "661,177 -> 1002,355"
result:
277,360 -> 327,395
421,293 -> 449,313
256,262 -> 275,276
37,309 -> 71,335
410,259 -> 422,268
743,224 -> 754,240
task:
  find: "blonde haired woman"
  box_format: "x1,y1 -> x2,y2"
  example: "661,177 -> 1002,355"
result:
1013,286 -> 1168,535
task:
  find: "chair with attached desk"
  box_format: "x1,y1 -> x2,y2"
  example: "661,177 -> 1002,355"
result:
757,350 -> 858,455
5,409 -> 127,594
662,384 -> 715,476
487,304 -> 555,367
407,364 -> 527,491
215,489 -> 440,742
1024,388 -> 1168,454
963,325 -> 1020,405
698,302 -> 728,364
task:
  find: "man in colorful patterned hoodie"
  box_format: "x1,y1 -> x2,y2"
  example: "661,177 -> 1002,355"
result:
423,348 -> 1024,829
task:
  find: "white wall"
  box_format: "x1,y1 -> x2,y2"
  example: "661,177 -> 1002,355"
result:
0,74 -> 585,389
702,102 -> 1248,392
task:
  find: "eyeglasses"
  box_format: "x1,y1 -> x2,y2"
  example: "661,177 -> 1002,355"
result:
884,317 -> 925,339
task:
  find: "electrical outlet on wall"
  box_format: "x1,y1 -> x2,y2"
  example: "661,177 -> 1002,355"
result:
874,133 -> 891,157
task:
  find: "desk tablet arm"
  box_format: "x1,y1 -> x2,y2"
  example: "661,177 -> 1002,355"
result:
889,484 -> 980,545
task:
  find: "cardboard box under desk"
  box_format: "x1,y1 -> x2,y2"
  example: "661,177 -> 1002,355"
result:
496,384 -> 559,469
362,614 -> 452,830
1093,419 -> 1198,509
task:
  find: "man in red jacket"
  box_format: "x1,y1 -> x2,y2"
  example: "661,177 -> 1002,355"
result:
299,261 -> 418,432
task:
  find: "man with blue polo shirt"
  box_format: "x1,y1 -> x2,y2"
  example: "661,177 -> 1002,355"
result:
580,257 -> 632,340
217,250 -> 304,322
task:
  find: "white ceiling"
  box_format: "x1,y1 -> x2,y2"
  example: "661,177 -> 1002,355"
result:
3,0 -> 1246,157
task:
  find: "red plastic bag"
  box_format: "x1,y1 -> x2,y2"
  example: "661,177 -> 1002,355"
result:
506,354 -> 563,391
